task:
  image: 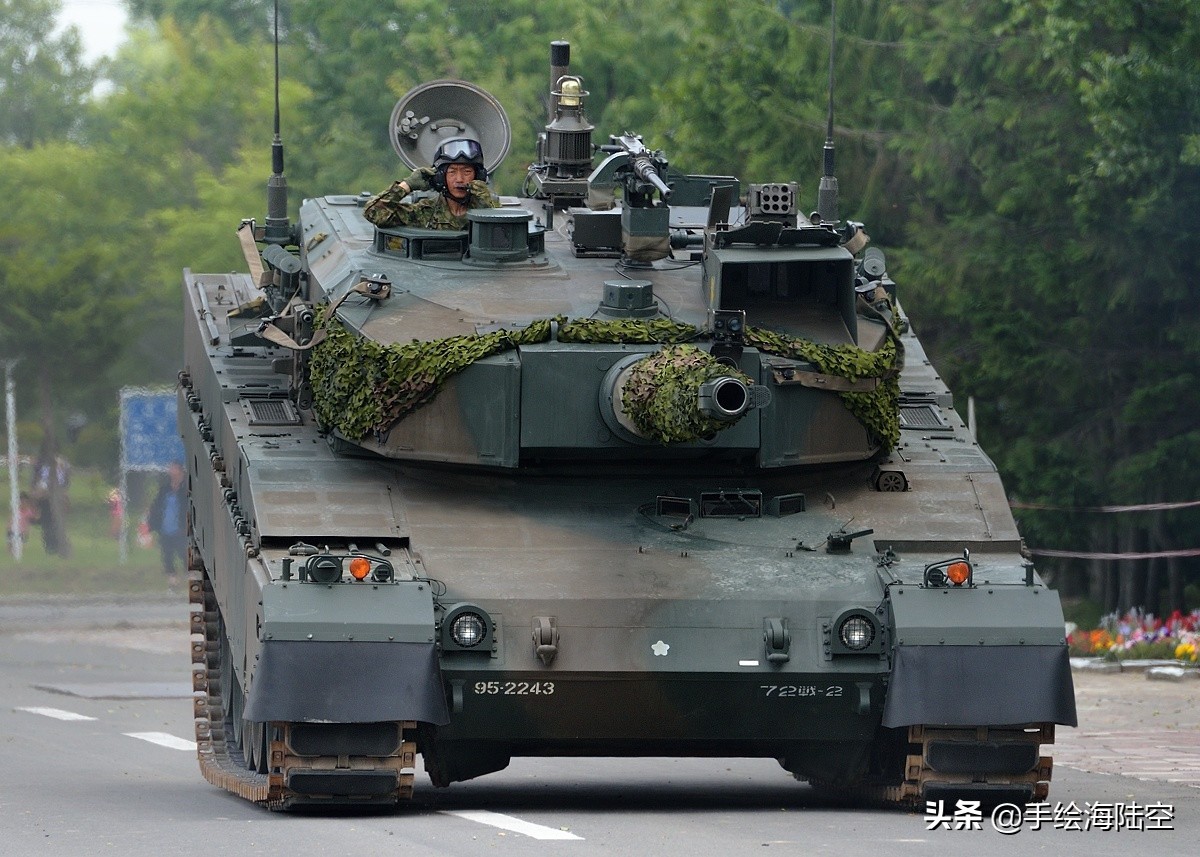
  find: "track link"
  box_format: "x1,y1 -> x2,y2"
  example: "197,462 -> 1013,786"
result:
188,567 -> 417,809
884,724 -> 1054,807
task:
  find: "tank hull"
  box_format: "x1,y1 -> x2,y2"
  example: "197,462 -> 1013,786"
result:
180,265 -> 1074,808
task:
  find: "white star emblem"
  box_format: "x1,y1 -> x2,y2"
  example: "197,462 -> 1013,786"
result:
651,640 -> 670,657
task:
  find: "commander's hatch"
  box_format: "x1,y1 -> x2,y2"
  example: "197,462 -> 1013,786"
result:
387,79 -> 511,177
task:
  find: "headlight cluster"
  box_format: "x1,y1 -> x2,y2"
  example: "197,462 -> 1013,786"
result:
923,557 -> 974,588
299,553 -> 394,584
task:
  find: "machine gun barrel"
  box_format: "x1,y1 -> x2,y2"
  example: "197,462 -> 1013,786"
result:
604,133 -> 672,200
633,154 -> 672,199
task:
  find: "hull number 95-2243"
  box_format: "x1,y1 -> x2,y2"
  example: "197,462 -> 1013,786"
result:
474,681 -> 556,696
760,685 -> 843,698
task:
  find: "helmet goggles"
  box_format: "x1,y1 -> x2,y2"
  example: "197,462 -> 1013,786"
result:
436,138 -> 484,164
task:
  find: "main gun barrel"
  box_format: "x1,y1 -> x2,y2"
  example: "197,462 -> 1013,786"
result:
600,347 -> 763,444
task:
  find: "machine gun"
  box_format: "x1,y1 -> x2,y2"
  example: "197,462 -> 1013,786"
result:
599,133 -> 672,205
582,133 -> 673,264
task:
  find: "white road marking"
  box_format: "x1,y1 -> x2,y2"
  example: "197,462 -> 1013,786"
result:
444,810 -> 583,840
124,731 -> 197,752
18,712 -> 581,831
16,706 -> 97,722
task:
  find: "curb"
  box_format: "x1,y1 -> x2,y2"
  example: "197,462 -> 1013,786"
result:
1071,656 -> 1200,680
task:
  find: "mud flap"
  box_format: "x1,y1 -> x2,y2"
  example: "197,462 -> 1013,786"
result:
882,644 -> 1077,728
245,640 -> 450,724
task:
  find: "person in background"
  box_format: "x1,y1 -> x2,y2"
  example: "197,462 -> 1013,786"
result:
30,452 -> 71,555
363,137 -> 500,230
147,462 -> 187,588
106,487 -> 123,538
6,491 -> 38,552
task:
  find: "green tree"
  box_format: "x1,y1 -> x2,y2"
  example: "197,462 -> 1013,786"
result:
0,0 -> 95,146
894,0 -> 1200,611
0,16 -> 303,489
277,0 -> 699,195
0,144 -> 140,553
84,17 -> 309,418
125,0 -> 276,42
653,1 -> 922,244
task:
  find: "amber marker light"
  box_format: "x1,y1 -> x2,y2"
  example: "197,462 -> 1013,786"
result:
946,561 -> 971,586
348,556 -> 372,581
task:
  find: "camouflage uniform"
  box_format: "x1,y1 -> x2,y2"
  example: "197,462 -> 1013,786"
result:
363,168 -> 500,230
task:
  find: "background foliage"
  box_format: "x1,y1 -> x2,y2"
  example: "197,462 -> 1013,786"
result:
1,0 -> 1197,610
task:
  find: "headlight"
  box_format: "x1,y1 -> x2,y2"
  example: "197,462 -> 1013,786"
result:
451,612 -> 487,648
306,555 -> 342,583
451,614 -> 484,648
839,615 -> 875,650
828,609 -> 882,656
441,603 -> 495,651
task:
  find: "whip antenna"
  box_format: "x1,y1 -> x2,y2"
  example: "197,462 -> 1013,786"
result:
265,0 -> 290,244
816,0 -> 839,225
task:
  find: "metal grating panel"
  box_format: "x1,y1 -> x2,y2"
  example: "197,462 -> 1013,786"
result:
900,403 -> 947,430
242,397 -> 301,426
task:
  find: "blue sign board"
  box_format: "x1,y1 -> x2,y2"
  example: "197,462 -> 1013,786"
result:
120,387 -> 184,470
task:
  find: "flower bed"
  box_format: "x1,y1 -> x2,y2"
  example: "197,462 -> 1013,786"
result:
1068,609 -> 1199,663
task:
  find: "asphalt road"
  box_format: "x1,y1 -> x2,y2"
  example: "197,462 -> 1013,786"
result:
0,596 -> 1194,856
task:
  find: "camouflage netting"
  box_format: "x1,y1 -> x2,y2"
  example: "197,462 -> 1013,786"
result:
620,345 -> 755,444
309,313 -> 551,439
309,311 -> 901,448
744,322 -> 903,450
556,317 -> 698,344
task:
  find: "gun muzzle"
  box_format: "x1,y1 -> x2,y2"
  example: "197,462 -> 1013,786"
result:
631,153 -> 672,200
697,376 -> 752,421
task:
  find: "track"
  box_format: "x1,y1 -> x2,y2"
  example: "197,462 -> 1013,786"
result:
188,567 -> 418,810
885,724 -> 1054,807
812,723 -> 1054,808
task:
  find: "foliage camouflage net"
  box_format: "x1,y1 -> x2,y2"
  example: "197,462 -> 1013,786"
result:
310,312 -> 901,448
619,344 -> 755,443
744,320 -> 903,450
556,316 -> 699,344
309,314 -> 551,439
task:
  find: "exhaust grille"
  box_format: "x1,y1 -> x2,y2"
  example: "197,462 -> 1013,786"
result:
241,397 -> 301,426
899,402 -> 947,431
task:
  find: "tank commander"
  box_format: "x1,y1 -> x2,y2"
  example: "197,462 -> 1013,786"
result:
364,137 -> 500,230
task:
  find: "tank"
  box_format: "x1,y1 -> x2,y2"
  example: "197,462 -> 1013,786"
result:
179,40 -> 1076,810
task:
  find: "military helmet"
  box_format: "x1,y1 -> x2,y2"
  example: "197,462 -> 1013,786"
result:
433,138 -> 487,182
